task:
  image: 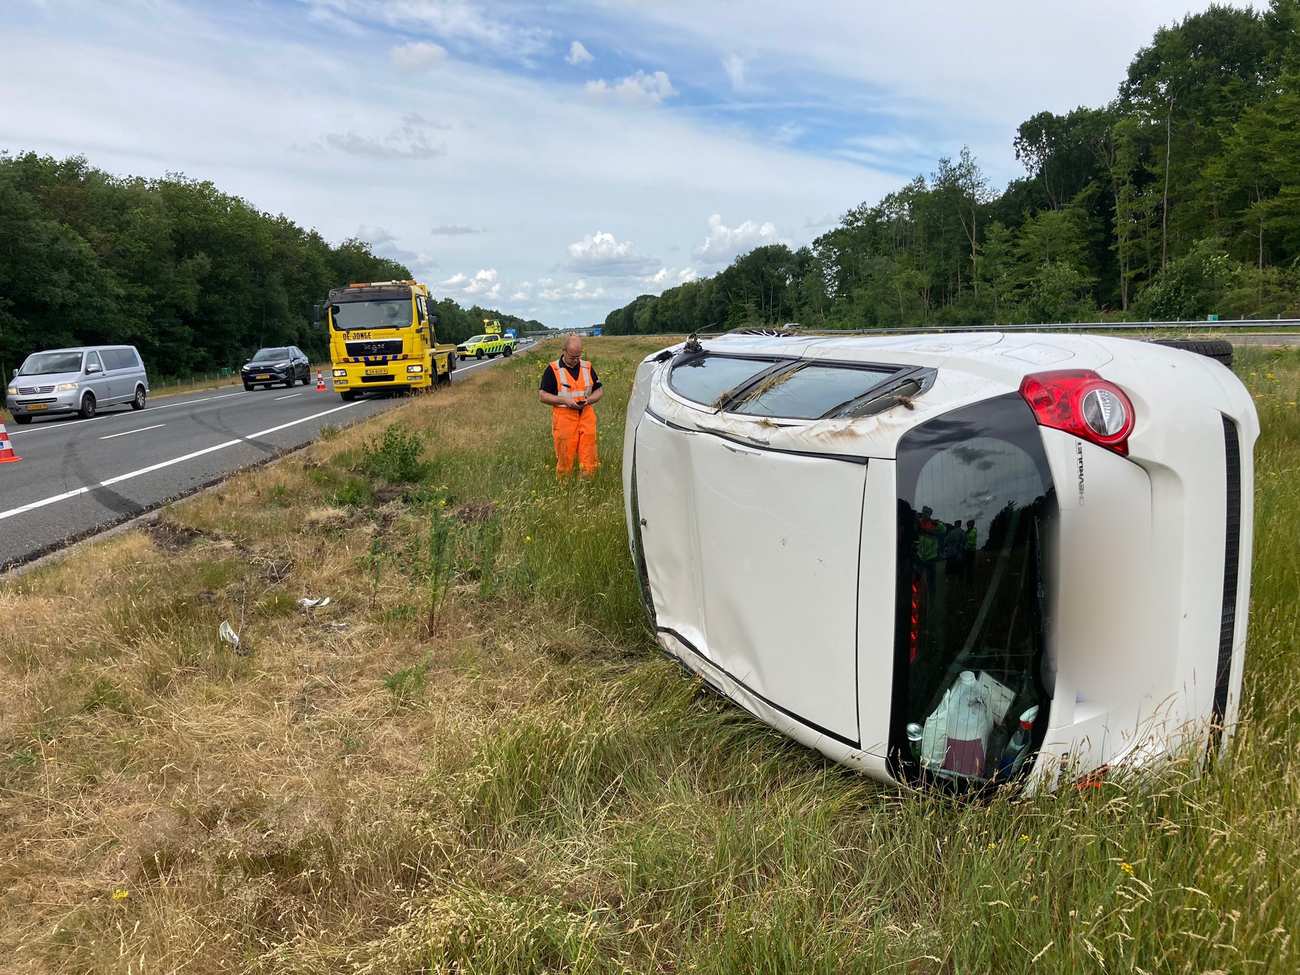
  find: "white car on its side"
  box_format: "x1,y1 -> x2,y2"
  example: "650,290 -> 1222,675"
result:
622,330 -> 1257,792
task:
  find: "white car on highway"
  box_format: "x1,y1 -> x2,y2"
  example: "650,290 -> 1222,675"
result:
623,330 -> 1257,791
5,345 -> 149,424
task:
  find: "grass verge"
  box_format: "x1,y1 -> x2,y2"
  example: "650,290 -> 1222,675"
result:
0,338 -> 1297,973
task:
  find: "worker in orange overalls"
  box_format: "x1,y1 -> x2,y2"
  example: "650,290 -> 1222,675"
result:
538,334 -> 603,477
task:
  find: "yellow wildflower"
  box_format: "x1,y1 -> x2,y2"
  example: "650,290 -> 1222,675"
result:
1020,834 -> 1031,843
111,888 -> 129,901
1120,862 -> 1135,876
524,535 -> 533,544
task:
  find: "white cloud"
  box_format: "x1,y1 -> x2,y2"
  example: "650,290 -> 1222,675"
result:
390,40 -> 447,70
695,213 -> 782,265
566,230 -> 660,276
722,53 -> 746,90
441,268 -> 501,300
307,0 -> 549,59
356,224 -> 438,276
320,112 -> 446,160
430,223 -> 485,236
566,40 -> 593,65
585,69 -> 676,105
540,278 -> 605,302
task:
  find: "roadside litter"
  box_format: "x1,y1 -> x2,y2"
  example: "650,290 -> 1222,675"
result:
218,620 -> 250,656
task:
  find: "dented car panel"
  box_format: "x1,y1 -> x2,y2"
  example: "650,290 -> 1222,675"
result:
624,332 -> 1257,791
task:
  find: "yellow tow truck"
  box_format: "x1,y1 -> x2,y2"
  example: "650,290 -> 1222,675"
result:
316,280 -> 457,400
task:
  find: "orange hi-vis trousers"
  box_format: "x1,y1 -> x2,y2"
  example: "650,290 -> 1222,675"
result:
551,358 -> 598,476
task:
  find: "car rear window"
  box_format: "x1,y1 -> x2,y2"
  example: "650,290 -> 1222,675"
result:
731,364 -> 896,419
891,393 -> 1056,789
669,355 -> 778,407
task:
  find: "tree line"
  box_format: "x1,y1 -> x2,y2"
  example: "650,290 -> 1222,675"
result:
604,1 -> 1300,335
0,152 -> 543,383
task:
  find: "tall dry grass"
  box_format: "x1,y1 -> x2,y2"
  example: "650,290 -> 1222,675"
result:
0,338 -> 1296,973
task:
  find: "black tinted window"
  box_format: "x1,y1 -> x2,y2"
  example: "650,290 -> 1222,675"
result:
892,394 -> 1056,789
732,364 -> 895,419
669,355 -> 777,408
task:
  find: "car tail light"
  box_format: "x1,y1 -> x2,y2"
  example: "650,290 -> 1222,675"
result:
1018,370 -> 1135,456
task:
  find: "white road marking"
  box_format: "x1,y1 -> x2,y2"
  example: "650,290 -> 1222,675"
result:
0,402 -> 357,523
99,423 -> 165,441
9,390 -> 247,438
274,392 -> 303,401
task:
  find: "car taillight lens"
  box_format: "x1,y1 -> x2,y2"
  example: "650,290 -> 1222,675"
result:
1018,370 -> 1135,456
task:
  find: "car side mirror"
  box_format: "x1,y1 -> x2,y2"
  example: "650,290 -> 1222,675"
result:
85,363 -> 102,375
313,303 -> 323,325
429,312 -> 440,327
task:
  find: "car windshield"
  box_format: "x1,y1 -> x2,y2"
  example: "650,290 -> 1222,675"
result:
19,351 -> 83,375
730,364 -> 897,419
252,348 -> 288,361
892,393 -> 1056,789
331,299 -> 412,330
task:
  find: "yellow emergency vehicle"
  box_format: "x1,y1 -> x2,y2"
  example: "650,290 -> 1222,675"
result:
317,281 -> 456,400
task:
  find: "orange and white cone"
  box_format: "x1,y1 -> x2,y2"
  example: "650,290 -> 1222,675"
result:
0,422 -> 21,464
315,371 -> 327,393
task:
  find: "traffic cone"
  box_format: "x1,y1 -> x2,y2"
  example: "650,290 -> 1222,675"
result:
0,422 -> 21,464
315,371 -> 327,393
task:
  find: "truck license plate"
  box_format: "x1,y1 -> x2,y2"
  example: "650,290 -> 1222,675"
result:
365,368 -> 389,376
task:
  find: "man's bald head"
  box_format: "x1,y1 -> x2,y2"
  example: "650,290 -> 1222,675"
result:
562,333 -> 583,362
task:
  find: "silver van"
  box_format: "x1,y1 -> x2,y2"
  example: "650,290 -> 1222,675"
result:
4,346 -> 149,424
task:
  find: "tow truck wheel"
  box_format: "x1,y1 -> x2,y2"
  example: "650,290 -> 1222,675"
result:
340,390 -> 358,402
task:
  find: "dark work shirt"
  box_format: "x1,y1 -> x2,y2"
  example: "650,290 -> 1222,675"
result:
539,360 -> 602,396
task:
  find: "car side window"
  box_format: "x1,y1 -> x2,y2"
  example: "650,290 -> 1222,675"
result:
85,351 -> 104,373
730,364 -> 897,420
668,355 -> 779,408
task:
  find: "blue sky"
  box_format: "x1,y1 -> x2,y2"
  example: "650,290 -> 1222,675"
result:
2,0 -> 1259,326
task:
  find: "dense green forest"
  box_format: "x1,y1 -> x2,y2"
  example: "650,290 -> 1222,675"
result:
604,1 -> 1300,335
0,153 -> 543,384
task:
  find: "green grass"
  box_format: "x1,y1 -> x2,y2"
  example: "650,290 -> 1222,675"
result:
0,338 -> 1297,973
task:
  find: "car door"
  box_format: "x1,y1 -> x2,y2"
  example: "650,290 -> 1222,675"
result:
83,351 -> 111,403
636,355 -> 894,746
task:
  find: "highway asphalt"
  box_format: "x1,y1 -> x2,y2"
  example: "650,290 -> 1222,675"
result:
0,354 -> 512,570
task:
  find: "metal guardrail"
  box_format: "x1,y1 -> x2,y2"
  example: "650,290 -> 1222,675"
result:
703,319 -> 1300,337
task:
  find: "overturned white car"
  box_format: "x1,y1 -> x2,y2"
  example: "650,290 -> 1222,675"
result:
622,331 -> 1257,791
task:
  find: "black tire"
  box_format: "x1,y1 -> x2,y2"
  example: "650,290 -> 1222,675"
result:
78,393 -> 96,419
503,345 -> 513,357
340,390 -> 358,401
131,385 -> 147,410
475,349 -> 484,360
244,383 -> 254,391
1151,338 -> 1234,369
12,414 -> 32,425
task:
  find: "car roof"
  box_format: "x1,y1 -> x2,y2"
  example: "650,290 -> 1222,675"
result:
27,345 -> 136,355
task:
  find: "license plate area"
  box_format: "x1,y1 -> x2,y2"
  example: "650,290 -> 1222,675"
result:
27,403 -> 48,411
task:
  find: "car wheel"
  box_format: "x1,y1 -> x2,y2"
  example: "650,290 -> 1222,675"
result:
12,415 -> 32,425
131,385 -> 147,410
79,393 -> 96,419
1150,338 -> 1234,369
503,345 -> 513,357
302,373 -> 311,386
243,383 -> 253,391
340,390 -> 358,401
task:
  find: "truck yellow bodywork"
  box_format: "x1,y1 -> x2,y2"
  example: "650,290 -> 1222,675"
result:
323,281 -> 457,400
